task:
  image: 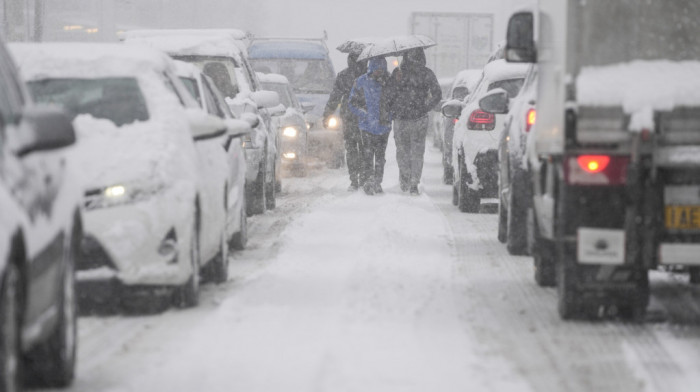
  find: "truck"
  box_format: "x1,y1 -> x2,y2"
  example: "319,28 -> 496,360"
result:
504,0 -> 700,320
410,12 -> 494,79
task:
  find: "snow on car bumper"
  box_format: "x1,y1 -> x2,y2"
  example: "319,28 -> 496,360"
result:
77,191 -> 193,287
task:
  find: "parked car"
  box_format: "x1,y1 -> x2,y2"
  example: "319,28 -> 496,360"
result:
442,59 -> 529,213
247,37 -> 345,168
0,40 -> 82,389
123,30 -> 281,214
174,60 -> 252,250
439,69 -> 483,184
258,72 -> 310,177
11,42 -> 238,311
430,77 -> 455,150
481,64 -> 538,256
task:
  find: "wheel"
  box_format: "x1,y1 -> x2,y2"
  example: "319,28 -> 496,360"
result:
174,218 -> 200,308
457,161 -> 479,213
506,173 -> 529,255
689,267 -> 700,284
204,215 -> 230,285
0,263 -> 21,392
231,196 -> 248,250
265,161 -> 276,210
247,159 -> 267,216
619,271 -> 649,322
26,230 -> 78,387
497,199 -> 507,243
557,260 -> 582,320
532,209 -> 556,287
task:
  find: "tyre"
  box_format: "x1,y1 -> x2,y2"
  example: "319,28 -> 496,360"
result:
231,197 -> 248,250
689,267 -> 700,284
457,161 -> 479,213
204,213 -> 230,284
174,218 -> 200,308
506,173 -> 528,255
557,260 -> 582,320
247,159 -> 267,216
619,271 -> 649,322
0,263 -> 21,392
532,211 -> 556,287
497,199 -> 507,243
27,229 -> 78,388
265,161 -> 276,210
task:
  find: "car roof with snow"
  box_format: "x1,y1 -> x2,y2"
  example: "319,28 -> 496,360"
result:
9,42 -> 175,80
248,40 -> 329,60
483,59 -> 529,82
257,73 -> 290,85
123,30 -> 248,61
453,69 -> 483,90
173,60 -> 202,79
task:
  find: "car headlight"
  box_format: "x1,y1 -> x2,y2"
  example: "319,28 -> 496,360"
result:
327,116 -> 340,129
85,182 -> 165,210
282,126 -> 298,138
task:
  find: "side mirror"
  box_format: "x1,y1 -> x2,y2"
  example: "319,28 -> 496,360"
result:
506,11 -> 537,63
269,103 -> 286,116
441,100 -> 465,119
301,102 -> 315,114
479,88 -> 509,114
225,118 -> 253,138
185,108 -> 226,141
250,90 -> 280,109
16,106 -> 76,157
240,112 -> 260,129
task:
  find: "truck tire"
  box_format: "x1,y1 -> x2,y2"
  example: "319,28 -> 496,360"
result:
497,201 -> 507,243
533,205 -> 555,286
689,267 -> 700,284
557,259 -> 582,320
506,173 -> 529,255
619,271 -> 649,322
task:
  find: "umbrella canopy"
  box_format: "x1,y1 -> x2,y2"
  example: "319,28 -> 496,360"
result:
357,34 -> 436,61
336,37 -> 378,54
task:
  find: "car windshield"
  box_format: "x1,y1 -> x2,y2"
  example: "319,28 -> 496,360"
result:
27,77 -> 149,127
174,55 -> 240,99
179,77 -> 201,106
251,59 -> 334,94
488,78 -> 524,98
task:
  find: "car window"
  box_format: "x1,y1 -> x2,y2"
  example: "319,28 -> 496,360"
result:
179,77 -> 201,107
240,57 -> 261,91
201,77 -> 224,118
27,77 -> 149,127
488,78 -> 525,98
452,86 -> 469,101
174,55 -> 241,99
204,76 -> 235,119
262,82 -> 292,108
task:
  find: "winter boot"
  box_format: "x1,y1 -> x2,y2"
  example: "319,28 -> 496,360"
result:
409,185 -> 420,196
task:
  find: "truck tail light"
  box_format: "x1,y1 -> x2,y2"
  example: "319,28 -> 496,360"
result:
564,155 -> 629,185
468,109 -> 495,130
525,109 -> 536,133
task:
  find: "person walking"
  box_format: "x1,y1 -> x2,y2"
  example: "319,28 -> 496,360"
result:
348,57 -> 393,195
323,52 -> 368,191
389,48 -> 442,195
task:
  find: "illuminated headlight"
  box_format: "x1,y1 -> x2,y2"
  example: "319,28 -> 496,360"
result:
104,185 -> 126,198
84,183 -> 165,210
282,127 -> 298,138
283,152 -> 297,159
327,116 -> 339,129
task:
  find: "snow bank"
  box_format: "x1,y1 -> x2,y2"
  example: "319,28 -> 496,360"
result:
577,61 -> 700,131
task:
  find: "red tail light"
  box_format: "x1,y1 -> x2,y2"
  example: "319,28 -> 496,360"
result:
564,155 -> 629,185
453,118 -> 459,125
467,109 -> 495,130
525,109 -> 536,133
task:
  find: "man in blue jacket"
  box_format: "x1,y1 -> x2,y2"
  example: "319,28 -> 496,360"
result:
349,57 -> 393,195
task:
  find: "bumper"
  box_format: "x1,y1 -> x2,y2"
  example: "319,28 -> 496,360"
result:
77,191 -> 194,288
280,134 -> 308,164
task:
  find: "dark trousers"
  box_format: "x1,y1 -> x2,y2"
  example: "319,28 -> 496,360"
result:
359,131 -> 390,185
344,122 -> 362,186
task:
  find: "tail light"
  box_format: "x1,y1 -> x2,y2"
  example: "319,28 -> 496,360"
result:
453,118 -> 458,125
467,109 -> 495,130
564,155 -> 629,185
525,109 -> 536,133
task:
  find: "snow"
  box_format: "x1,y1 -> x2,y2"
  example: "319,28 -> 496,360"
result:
123,33 -> 246,62
257,72 -> 290,85
483,59 -> 529,84
577,61 -> 700,131
453,69 -> 483,92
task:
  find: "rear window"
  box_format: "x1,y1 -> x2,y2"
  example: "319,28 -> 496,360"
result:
488,78 -> 524,98
27,77 -> 149,127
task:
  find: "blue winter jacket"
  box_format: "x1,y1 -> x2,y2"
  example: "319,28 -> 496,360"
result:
349,58 -> 392,135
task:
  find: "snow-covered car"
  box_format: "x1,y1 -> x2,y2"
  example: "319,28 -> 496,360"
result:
123,30 -> 282,215
430,77 -> 455,150
247,38 -> 345,168
439,69 -> 483,184
0,41 -> 82,389
10,42 -> 236,310
175,60 -> 252,250
442,59 -> 529,213
480,64 -> 538,255
258,72 -> 309,177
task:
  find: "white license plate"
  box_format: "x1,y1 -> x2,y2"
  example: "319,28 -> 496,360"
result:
577,228 -> 625,265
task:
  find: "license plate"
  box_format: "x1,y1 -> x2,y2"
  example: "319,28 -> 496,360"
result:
665,206 -> 700,230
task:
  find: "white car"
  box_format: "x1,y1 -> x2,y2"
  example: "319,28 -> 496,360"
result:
442,59 -> 529,213
122,30 -> 281,215
11,42 -> 236,310
0,40 -> 82,389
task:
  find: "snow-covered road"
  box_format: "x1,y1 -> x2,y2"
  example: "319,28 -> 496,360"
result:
47,139 -> 700,392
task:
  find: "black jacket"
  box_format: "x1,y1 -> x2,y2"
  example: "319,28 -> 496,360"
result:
388,49 -> 442,120
323,53 -> 367,125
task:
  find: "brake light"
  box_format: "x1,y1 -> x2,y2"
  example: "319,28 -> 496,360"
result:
564,155 -> 629,185
467,109 -> 495,130
525,109 -> 536,133
577,155 -> 610,173
453,118 -> 458,124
